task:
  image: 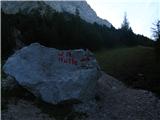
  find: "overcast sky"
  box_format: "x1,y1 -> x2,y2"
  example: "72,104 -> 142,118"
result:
86,0 -> 160,39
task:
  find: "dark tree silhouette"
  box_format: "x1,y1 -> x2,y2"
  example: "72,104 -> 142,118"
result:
1,10 -> 154,59
152,20 -> 160,61
121,12 -> 132,31
119,12 -> 137,46
152,20 -> 160,40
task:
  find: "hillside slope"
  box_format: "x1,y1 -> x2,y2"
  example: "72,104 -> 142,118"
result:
95,46 -> 160,95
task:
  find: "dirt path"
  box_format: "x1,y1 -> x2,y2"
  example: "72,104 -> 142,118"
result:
82,72 -> 160,120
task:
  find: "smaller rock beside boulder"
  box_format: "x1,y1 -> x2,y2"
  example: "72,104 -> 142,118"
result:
1,76 -> 19,91
2,99 -> 55,120
3,43 -> 101,104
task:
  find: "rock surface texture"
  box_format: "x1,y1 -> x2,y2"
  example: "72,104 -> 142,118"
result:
3,43 -> 101,104
2,99 -> 54,120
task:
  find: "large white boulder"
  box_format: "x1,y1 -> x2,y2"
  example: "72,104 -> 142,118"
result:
3,43 -> 101,104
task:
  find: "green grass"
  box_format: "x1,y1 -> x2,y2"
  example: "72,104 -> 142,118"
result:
95,46 -> 160,96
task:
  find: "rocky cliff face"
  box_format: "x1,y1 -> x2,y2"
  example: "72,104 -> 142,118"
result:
1,1 -> 112,28
44,1 -> 112,27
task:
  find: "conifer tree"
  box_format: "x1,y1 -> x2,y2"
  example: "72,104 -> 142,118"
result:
121,12 -> 131,31
152,20 -> 160,61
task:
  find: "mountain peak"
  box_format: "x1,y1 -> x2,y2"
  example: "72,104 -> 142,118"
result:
44,1 -> 112,27
1,1 -> 112,28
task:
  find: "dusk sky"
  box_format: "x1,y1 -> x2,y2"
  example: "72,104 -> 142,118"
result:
86,0 -> 160,39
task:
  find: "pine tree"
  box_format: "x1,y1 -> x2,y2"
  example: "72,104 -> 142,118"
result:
152,20 -> 160,61
152,20 -> 160,40
121,12 -> 131,31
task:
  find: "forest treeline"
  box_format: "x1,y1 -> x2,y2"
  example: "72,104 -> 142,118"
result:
1,9 -> 154,59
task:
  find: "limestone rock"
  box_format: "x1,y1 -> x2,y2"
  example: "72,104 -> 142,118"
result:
3,43 -> 101,104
